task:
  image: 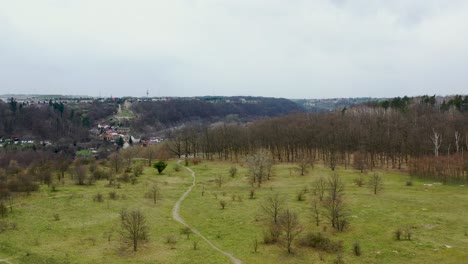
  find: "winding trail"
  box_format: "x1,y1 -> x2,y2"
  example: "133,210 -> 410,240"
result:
172,161 -> 242,264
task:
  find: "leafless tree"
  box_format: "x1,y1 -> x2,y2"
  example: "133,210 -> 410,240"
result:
323,173 -> 347,231
279,209 -> 303,253
109,152 -> 123,173
214,175 -> 226,188
261,193 -> 285,224
368,172 -> 383,195
454,131 -> 460,154
311,197 -> 321,227
120,209 -> 149,251
145,184 -> 162,204
430,128 -> 442,157
246,150 -> 273,187
295,156 -> 313,176
74,165 -> 87,185
313,177 -> 326,201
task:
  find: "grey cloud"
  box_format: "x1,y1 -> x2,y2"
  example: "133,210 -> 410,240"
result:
0,1 -> 467,98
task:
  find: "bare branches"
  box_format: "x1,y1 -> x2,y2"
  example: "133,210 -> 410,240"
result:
430,128 -> 442,157
120,209 -> 148,251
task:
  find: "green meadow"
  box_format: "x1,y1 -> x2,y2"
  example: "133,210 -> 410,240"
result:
1,160 -> 467,263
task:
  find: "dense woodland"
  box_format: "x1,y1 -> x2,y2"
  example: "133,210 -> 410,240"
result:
130,97 -> 304,131
0,99 -> 116,142
166,96 -> 468,182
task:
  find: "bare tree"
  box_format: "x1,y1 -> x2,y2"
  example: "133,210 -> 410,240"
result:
368,172 -> 383,195
295,156 -> 313,176
145,184 -> 162,204
229,166 -> 238,178
454,131 -> 460,154
430,128 -> 442,157
323,173 -> 347,231
109,152 -> 123,173
313,177 -> 326,201
261,193 -> 285,224
246,150 -> 273,187
74,165 -> 87,185
311,197 -> 321,227
120,209 -> 149,251
279,209 -> 303,253
214,175 -> 226,188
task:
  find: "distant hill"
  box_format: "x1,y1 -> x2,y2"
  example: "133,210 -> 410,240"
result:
130,96 -> 304,130
293,97 -> 382,112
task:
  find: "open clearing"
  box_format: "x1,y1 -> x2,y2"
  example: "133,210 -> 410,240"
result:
0,160 -> 467,263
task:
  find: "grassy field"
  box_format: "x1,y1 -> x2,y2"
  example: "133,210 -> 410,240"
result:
0,160 -> 467,263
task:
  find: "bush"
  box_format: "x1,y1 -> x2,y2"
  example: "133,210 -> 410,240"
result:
154,161 -> 168,174
133,163 -> 144,177
219,200 -> 227,209
118,173 -> 130,183
395,229 -> 402,240
299,232 -> 343,253
0,202 -> 8,218
249,189 -> 256,199
354,176 -> 365,187
109,191 -> 118,200
192,158 -> 201,165
406,181 -> 413,186
252,238 -> 259,253
93,193 -> 104,202
229,166 -> 237,177
353,240 -> 361,256
53,213 -> 60,221
174,164 -> 181,172
297,190 -> 306,201
263,223 -> 281,244
166,235 -> 178,249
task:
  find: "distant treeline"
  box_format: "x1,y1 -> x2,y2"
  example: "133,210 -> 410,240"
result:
166,96 -> 468,182
0,98 -> 117,142
130,97 -> 304,130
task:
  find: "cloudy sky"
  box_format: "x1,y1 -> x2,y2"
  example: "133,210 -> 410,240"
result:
1,0 -> 467,98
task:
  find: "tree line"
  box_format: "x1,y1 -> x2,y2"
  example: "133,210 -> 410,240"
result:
166,98 -> 468,182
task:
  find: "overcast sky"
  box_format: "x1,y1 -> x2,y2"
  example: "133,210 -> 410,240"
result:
1,0 -> 467,98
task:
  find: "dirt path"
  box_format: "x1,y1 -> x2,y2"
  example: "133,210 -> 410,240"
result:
172,161 -> 242,264
0,258 -> 14,264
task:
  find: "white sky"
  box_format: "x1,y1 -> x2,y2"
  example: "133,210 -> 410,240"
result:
0,0 -> 467,98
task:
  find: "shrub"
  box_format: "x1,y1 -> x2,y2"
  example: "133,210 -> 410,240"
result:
109,191 -> 118,200
118,173 -> 130,183
252,238 -> 259,253
353,240 -> 361,256
297,190 -> 306,201
299,232 -> 343,253
220,200 -> 227,209
53,213 -> 60,221
229,166 -> 238,177
354,176 -> 365,187
395,229 -> 402,240
263,223 -> 281,244
166,235 -> 178,249
154,161 -> 168,175
181,227 -> 192,239
133,163 -> 144,177
249,189 -> 256,199
0,202 -> 8,218
93,193 -> 104,202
